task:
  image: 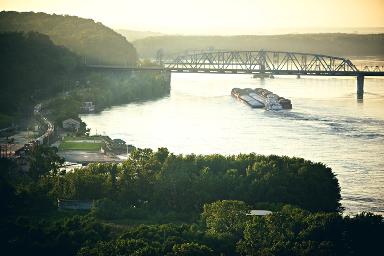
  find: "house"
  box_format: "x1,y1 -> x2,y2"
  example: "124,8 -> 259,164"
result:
57,199 -> 94,210
33,103 -> 42,114
80,102 -> 95,112
246,210 -> 273,216
62,118 -> 80,131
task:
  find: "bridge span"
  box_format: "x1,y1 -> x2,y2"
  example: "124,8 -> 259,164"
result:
86,50 -> 384,99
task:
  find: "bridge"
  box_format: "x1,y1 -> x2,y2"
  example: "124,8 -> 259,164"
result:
86,50 -> 384,99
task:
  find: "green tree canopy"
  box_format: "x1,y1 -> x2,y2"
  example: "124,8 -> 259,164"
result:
202,200 -> 249,239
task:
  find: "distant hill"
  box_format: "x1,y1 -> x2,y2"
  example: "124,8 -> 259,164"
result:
117,29 -> 164,41
0,11 -> 137,65
133,34 -> 384,59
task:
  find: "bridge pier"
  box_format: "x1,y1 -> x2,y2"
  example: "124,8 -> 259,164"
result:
357,75 -> 364,99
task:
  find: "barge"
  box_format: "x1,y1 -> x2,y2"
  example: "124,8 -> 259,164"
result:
231,88 -> 264,108
231,87 -> 292,110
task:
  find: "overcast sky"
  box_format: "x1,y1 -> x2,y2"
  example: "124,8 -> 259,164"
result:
1,0 -> 383,34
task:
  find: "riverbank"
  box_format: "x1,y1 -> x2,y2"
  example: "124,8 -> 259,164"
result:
0,69 -> 170,167
42,70 -> 170,126
45,71 -> 170,164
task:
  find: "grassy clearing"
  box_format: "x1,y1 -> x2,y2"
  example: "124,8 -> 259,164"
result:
59,141 -> 102,151
58,136 -> 105,151
63,136 -> 100,141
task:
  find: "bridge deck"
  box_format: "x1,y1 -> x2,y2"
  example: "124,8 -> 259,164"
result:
85,50 -> 383,77
85,65 -> 384,77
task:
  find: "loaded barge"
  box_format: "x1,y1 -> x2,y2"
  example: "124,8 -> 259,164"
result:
231,88 -> 292,110
231,88 -> 264,108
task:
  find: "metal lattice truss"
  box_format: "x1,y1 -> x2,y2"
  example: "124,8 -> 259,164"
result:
164,50 -> 359,75
362,65 -> 383,72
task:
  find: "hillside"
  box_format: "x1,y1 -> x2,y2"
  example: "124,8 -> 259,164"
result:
116,28 -> 164,41
0,31 -> 80,127
133,34 -> 384,58
0,11 -> 137,65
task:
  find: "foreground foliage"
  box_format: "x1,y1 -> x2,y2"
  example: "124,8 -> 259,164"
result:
59,148 -> 342,213
0,149 -> 382,255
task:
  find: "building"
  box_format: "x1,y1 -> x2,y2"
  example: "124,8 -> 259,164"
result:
62,118 -> 80,131
80,102 -> 95,112
57,199 -> 94,210
246,210 -> 273,216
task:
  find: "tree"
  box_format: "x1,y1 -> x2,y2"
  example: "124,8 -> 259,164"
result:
238,205 -> 348,256
343,212 -> 384,256
0,158 -> 18,214
202,200 -> 249,239
55,168 -> 110,200
28,145 -> 64,179
77,239 -> 160,256
172,242 -> 214,256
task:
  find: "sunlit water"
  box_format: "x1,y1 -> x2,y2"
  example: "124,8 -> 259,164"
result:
82,73 -> 384,215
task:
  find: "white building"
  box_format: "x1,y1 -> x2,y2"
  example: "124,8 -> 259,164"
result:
62,118 -> 80,131
246,210 -> 273,216
81,102 -> 95,112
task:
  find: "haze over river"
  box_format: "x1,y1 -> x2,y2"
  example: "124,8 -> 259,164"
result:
82,73 -> 384,215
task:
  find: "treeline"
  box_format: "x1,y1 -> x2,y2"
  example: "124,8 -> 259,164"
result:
1,150 -> 382,255
1,209 -> 382,255
133,34 -> 384,58
44,71 -> 170,125
117,29 -> 165,42
0,11 -> 137,65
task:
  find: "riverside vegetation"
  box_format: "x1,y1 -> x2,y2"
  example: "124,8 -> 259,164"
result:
0,30 -> 170,129
0,147 -> 382,255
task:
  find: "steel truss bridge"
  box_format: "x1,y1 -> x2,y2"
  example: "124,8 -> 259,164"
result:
86,50 -> 384,99
163,50 -> 383,76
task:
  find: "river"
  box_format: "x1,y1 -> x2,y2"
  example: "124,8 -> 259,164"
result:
81,72 -> 384,215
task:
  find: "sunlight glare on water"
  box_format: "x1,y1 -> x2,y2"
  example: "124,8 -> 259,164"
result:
81,73 -> 384,215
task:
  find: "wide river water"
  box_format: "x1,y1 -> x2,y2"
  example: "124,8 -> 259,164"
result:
82,73 -> 384,215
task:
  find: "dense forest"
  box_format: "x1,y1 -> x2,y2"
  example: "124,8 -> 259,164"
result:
1,147 -> 382,255
133,34 -> 384,58
0,32 -> 80,127
44,148 -> 342,213
0,11 -> 137,65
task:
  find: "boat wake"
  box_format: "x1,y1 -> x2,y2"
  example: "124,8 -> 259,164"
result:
269,111 -> 384,141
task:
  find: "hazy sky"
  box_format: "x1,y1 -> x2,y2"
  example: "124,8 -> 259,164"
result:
1,0 -> 383,34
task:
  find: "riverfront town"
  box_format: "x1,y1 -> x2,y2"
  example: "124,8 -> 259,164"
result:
1,1 -> 383,255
